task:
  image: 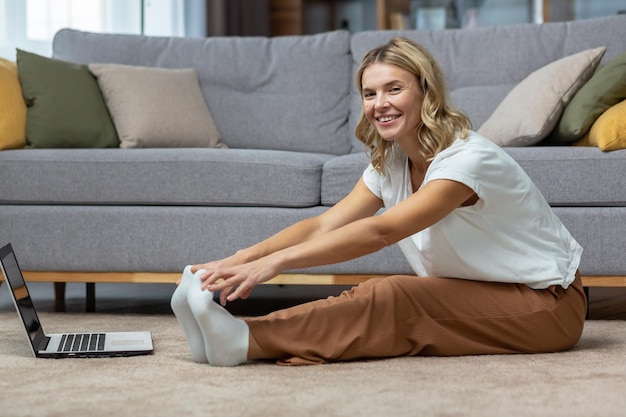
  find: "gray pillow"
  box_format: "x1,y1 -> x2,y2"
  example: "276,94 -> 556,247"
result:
88,64 -> 224,148
477,47 -> 606,147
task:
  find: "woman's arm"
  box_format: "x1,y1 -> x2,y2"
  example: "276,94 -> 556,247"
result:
267,178 -> 476,271
191,178 -> 383,301
235,178 -> 384,264
203,178 -> 476,304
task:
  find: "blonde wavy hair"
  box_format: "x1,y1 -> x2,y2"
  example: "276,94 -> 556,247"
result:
355,37 -> 471,173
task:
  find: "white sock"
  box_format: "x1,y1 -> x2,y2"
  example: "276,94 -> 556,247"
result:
187,271 -> 250,367
170,265 -> 208,363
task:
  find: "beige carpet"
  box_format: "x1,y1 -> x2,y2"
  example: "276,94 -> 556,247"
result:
1,312 -> 625,417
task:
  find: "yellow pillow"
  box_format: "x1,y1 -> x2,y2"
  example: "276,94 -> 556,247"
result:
0,58 -> 27,150
576,99 -> 626,151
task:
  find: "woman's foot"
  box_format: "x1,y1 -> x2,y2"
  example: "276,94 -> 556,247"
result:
170,265 -> 208,363
187,271 -> 249,366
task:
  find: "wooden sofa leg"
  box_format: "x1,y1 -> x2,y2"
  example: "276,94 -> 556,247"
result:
53,282 -> 66,312
86,283 -> 96,313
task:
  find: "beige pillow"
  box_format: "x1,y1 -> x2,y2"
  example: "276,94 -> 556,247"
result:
89,64 -> 224,148
478,47 -> 606,147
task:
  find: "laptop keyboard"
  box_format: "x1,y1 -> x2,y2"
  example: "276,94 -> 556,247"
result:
58,333 -> 106,352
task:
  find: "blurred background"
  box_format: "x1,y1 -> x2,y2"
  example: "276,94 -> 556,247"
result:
1,0 -> 625,59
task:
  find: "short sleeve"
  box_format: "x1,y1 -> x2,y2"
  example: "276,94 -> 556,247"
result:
425,166 -> 482,199
362,163 -> 383,199
424,134 -> 530,204
424,142 -> 494,199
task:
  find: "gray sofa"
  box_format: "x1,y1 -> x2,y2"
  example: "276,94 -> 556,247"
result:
1,15 -> 625,299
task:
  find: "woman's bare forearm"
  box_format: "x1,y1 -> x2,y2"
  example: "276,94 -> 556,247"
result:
267,179 -> 476,273
235,216 -> 324,263
267,216 -> 387,273
233,178 -> 383,266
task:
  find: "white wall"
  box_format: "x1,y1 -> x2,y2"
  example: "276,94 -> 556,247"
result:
0,0 -> 187,60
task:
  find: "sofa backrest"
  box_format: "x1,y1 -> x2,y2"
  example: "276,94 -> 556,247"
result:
349,15 -> 626,151
53,29 -> 353,155
53,15 -> 626,155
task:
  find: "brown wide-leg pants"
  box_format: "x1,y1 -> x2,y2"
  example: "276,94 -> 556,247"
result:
244,272 -> 586,365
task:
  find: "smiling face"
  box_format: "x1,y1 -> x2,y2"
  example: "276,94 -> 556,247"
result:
361,63 -> 424,146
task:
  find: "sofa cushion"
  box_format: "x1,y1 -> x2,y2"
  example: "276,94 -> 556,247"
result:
0,149 -> 333,207
88,64 -> 224,149
0,204 -> 412,274
321,152 -> 370,206
52,29 -> 352,155
556,51 -> 626,143
504,146 -> 626,206
320,148 -> 626,207
477,47 -> 606,146
16,49 -> 119,149
0,59 -> 26,150
349,16 -> 626,151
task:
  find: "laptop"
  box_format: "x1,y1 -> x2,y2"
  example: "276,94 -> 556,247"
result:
0,242 -> 153,358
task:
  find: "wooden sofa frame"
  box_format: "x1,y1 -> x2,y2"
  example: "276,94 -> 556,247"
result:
10,272 -> 626,312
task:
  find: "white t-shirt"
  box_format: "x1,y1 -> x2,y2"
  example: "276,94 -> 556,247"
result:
362,131 -> 582,289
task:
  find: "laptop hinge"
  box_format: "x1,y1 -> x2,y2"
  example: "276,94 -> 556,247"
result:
39,335 -> 51,351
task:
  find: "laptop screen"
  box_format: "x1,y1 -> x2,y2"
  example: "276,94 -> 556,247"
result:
0,243 -> 46,354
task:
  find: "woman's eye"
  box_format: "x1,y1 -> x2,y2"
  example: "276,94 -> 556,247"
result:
390,86 -> 402,93
363,92 -> 375,99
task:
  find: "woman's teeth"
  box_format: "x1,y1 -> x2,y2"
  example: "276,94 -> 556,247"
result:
378,115 -> 400,122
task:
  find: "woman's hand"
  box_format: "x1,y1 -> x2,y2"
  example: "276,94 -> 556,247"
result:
194,256 -> 281,306
174,251 -> 250,286
191,250 -> 248,274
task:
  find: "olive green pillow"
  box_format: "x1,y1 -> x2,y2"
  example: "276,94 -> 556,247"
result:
16,49 -> 119,148
556,51 -> 626,143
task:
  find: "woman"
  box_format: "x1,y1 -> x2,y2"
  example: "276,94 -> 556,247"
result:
171,38 -> 586,366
